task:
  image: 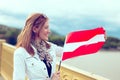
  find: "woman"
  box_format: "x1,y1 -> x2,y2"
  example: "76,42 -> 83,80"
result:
13,13 -> 63,80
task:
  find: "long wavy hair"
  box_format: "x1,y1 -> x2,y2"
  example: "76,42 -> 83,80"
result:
16,13 -> 49,55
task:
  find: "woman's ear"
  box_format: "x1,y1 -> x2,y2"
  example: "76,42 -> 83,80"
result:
32,26 -> 38,33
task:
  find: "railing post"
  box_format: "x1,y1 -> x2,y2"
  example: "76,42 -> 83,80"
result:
0,39 -> 6,75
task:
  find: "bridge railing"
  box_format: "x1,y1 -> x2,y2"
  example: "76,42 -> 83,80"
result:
0,39 -> 109,80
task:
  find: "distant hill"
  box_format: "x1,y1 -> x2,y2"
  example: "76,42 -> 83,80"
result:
0,24 -> 120,50
102,36 -> 120,51
0,24 -> 21,45
0,24 -> 65,46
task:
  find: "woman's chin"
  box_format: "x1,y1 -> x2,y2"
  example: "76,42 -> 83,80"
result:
44,38 -> 48,41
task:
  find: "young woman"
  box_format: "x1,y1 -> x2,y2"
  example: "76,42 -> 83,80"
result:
13,13 -> 63,80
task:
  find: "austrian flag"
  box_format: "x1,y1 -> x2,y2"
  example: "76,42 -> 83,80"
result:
62,27 -> 106,61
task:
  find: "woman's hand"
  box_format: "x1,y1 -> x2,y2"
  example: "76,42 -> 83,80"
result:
104,33 -> 107,40
51,71 -> 60,80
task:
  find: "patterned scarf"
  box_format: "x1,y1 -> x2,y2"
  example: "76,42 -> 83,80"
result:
31,40 -> 53,67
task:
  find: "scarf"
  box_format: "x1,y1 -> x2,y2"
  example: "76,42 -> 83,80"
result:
31,40 -> 53,67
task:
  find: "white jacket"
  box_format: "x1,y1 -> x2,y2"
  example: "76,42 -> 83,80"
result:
13,43 -> 63,80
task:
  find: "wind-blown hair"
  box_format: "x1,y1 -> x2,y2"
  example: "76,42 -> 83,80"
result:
16,13 -> 48,55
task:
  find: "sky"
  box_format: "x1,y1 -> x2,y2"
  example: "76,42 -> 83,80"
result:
0,0 -> 120,38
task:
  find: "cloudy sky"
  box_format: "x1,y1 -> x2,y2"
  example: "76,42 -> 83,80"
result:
0,0 -> 120,38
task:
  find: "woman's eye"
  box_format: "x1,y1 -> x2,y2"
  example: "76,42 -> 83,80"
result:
45,26 -> 48,29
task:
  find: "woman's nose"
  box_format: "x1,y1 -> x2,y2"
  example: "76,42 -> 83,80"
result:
48,29 -> 51,34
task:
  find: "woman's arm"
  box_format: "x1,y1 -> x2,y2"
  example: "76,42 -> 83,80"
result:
49,42 -> 63,57
13,48 -> 26,80
55,45 -> 63,57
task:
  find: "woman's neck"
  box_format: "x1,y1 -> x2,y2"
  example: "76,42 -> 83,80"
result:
35,37 -> 42,44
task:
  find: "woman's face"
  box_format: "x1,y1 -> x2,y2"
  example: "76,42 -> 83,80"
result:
39,20 -> 50,41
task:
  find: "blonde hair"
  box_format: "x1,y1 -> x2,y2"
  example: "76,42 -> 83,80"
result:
16,13 -> 48,55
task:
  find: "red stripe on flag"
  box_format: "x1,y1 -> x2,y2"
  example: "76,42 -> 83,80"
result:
62,42 -> 105,61
66,27 -> 105,43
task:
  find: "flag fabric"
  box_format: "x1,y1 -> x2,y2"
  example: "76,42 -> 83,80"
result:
62,27 -> 106,61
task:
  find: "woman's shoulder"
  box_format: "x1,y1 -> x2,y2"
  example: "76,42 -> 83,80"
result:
14,47 -> 27,56
14,47 -> 32,59
48,42 -> 57,47
15,47 -> 26,52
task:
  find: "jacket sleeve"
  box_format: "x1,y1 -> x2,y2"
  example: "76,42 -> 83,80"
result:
13,48 -> 26,80
55,45 -> 63,57
50,43 -> 63,57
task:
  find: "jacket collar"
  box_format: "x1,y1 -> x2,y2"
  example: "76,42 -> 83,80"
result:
25,44 -> 39,60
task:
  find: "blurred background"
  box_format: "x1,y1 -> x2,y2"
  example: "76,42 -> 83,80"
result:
0,0 -> 120,80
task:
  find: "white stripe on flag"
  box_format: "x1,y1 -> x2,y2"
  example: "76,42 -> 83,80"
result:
63,34 -> 105,52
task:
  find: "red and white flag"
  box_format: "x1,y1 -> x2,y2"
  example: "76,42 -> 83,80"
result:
62,27 -> 106,61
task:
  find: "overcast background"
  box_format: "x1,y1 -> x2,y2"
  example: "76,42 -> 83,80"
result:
0,0 -> 120,38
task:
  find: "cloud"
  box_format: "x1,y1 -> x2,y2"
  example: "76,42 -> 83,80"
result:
0,9 -> 27,28
0,0 -> 120,15
0,0 -> 120,38
50,15 -> 120,39
0,14 -> 23,28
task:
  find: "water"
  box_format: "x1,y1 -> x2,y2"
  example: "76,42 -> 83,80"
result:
58,51 -> 120,80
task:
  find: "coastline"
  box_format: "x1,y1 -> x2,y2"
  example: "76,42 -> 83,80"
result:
101,49 -> 120,52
